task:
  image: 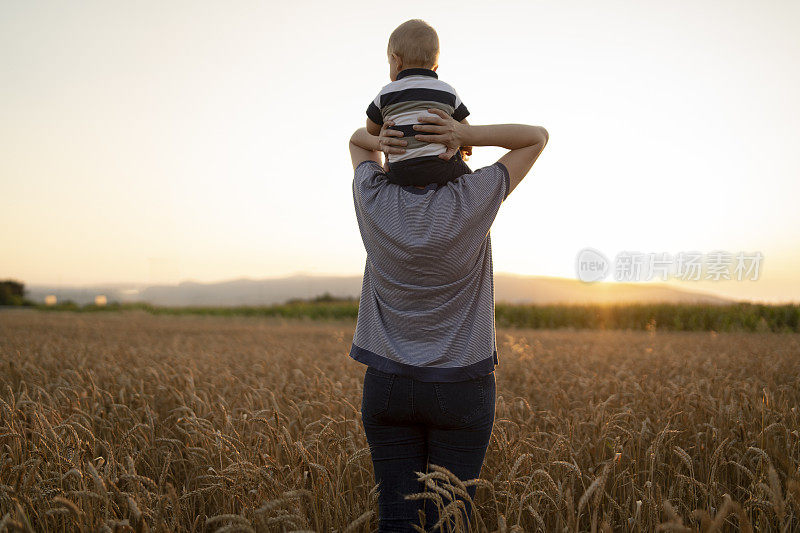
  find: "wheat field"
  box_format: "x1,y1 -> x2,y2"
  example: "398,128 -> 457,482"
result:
0,310 -> 798,532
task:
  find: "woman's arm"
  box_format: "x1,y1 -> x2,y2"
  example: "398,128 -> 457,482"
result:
349,121 -> 408,171
413,109 -> 548,195
458,117 -> 472,161
349,128 -> 381,170
468,123 -> 548,195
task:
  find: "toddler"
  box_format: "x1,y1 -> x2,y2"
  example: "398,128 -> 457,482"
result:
366,19 -> 472,187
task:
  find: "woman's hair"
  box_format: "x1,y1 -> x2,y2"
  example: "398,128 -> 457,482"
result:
387,19 -> 439,69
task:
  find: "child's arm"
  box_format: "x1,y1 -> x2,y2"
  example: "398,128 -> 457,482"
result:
366,118 -> 382,136
366,91 -> 383,136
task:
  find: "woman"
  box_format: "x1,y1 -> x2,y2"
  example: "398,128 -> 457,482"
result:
348,109 -> 548,532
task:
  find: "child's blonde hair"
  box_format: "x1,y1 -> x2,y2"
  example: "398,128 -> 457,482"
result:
387,19 -> 439,69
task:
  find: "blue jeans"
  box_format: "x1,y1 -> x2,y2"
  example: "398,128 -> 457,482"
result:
360,366 -> 496,532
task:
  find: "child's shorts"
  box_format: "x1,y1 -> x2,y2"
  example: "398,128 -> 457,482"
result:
387,151 -> 472,187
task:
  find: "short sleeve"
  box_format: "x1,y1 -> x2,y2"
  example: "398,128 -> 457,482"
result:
366,92 -> 383,125
452,90 -> 469,122
353,160 -> 387,213
444,162 -> 509,240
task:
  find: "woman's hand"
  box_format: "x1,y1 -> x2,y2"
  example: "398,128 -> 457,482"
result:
412,108 -> 468,160
378,120 -> 407,171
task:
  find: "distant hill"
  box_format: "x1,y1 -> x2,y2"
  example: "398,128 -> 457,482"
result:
492,274 -> 730,305
27,273 -> 732,307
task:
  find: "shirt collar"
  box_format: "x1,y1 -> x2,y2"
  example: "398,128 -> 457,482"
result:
396,68 -> 438,80
402,183 -> 439,194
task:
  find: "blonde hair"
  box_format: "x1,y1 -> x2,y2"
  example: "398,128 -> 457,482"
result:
387,19 -> 440,69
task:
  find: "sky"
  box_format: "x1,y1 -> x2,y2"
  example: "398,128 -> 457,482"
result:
2,0 -> 799,303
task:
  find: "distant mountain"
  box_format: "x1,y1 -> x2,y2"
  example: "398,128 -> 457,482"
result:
27,273 -> 732,307
138,276 -> 363,307
492,274 -> 730,305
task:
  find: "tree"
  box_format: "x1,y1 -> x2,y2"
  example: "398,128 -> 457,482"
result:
0,279 -> 27,306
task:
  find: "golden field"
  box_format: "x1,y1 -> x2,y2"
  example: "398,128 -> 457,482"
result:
0,310 -> 799,532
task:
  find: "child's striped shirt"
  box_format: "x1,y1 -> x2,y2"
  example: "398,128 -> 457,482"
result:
366,68 -> 470,164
